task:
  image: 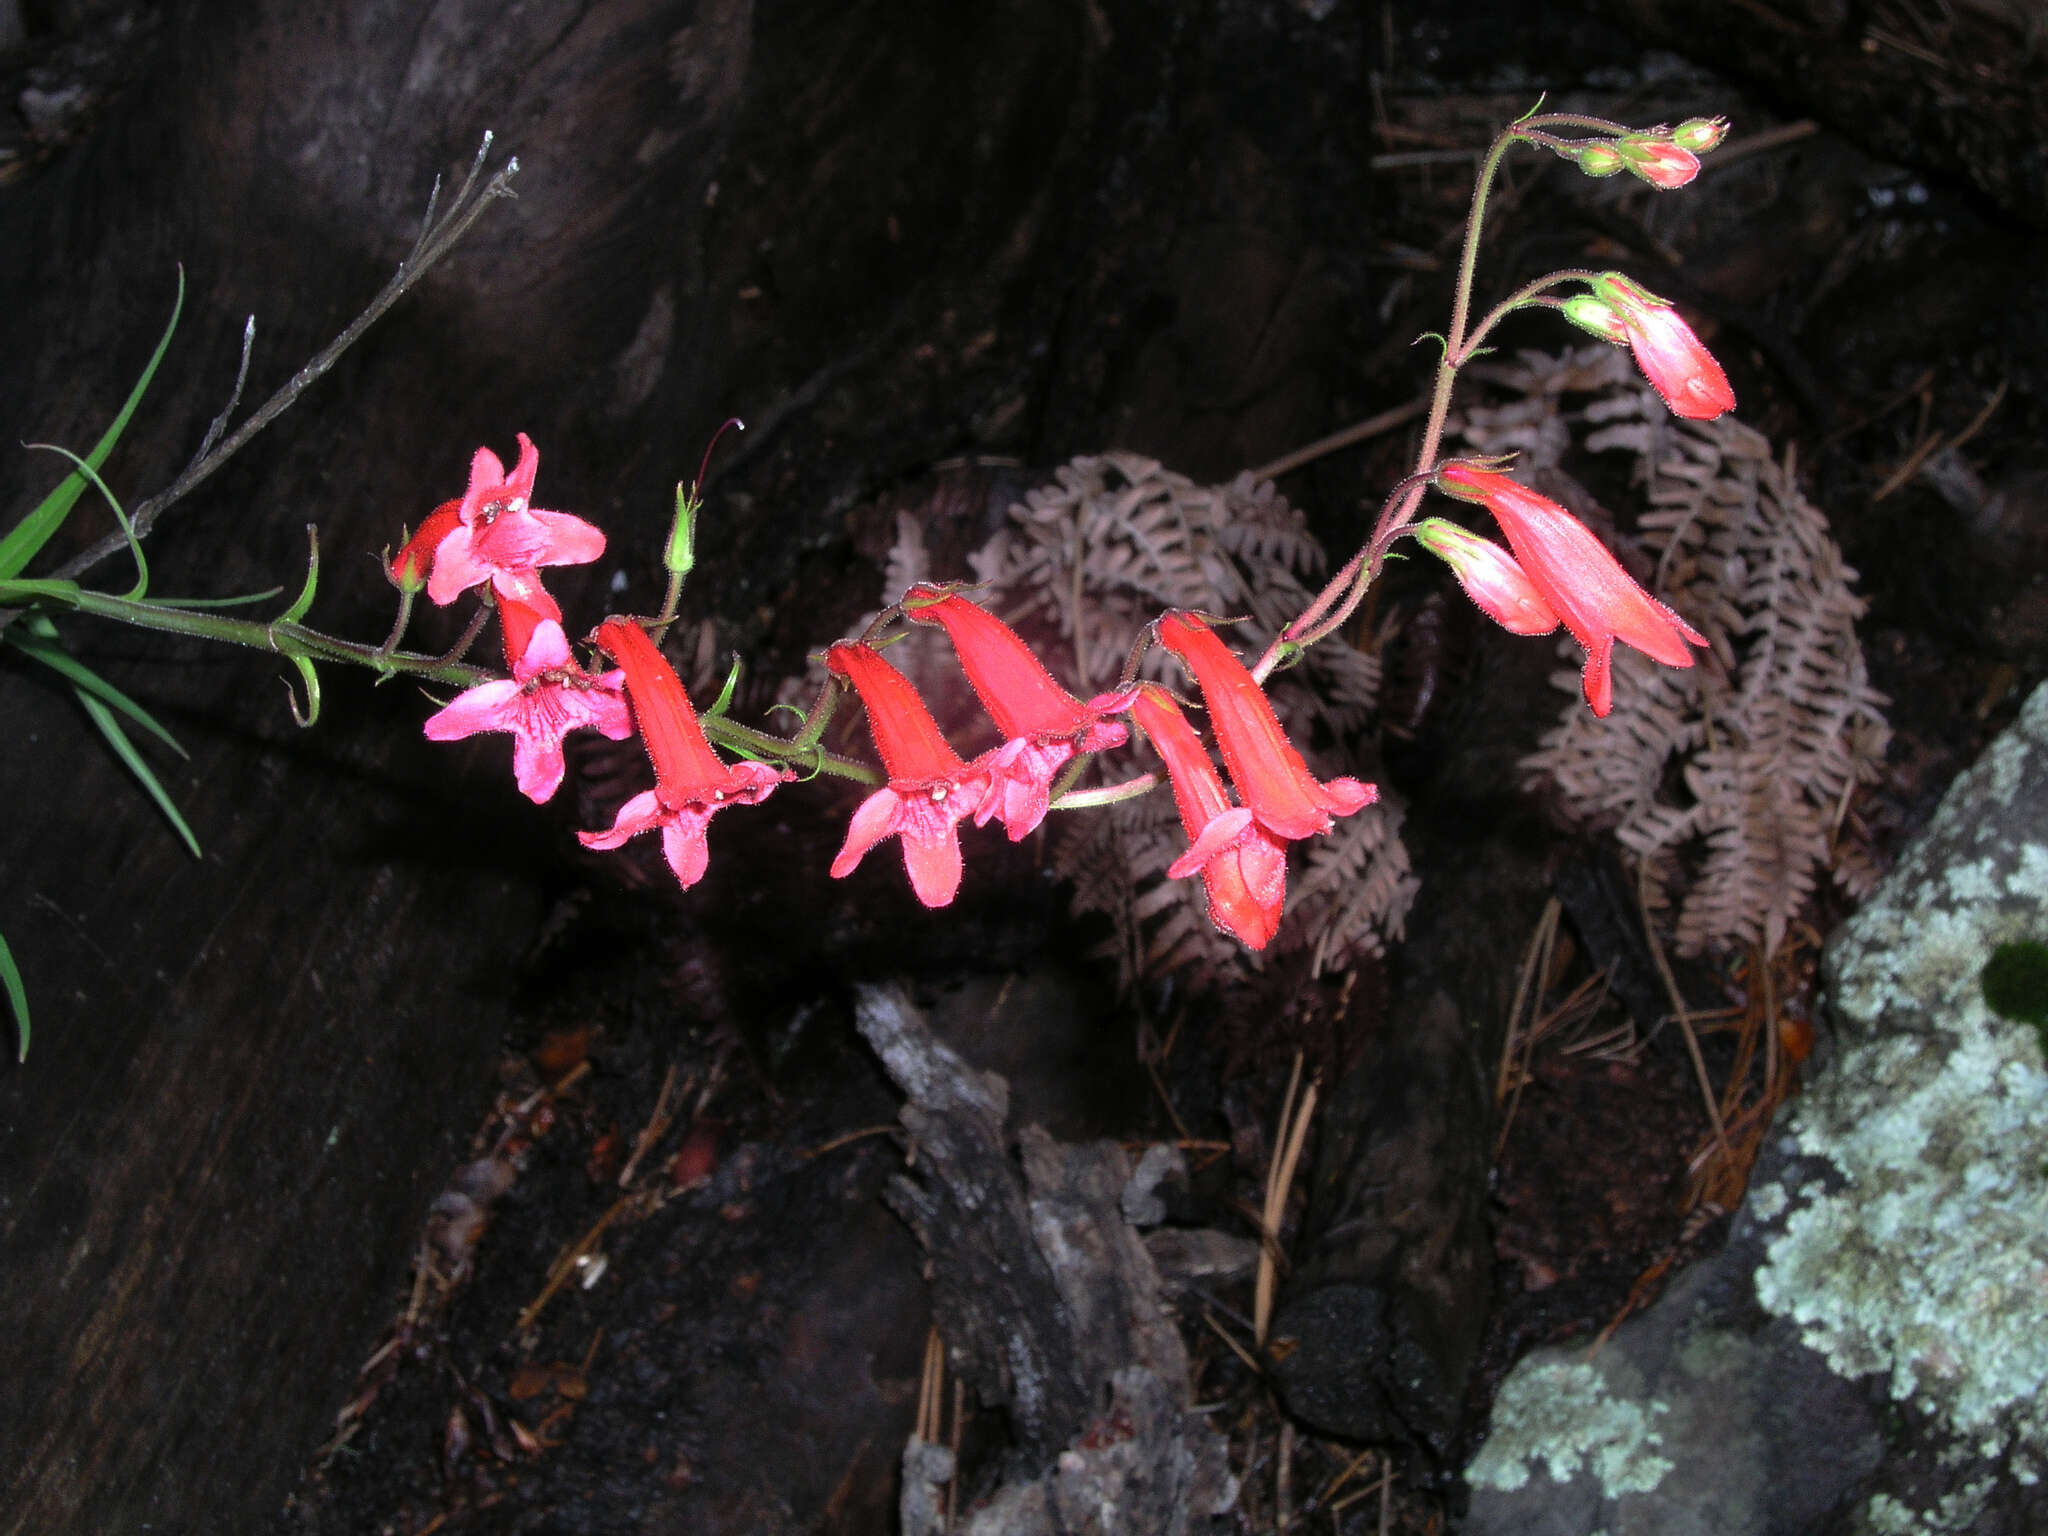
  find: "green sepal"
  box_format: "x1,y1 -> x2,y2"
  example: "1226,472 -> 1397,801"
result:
0,928 -> 29,1061
75,688 -> 202,859
0,267 -> 183,580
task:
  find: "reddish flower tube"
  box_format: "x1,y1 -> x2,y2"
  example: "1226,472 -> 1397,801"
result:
825,641 -> 991,908
1434,463 -> 1707,717
576,618 -> 788,889
1153,612 -> 1376,843
901,583 -> 1133,840
1130,685 -> 1285,950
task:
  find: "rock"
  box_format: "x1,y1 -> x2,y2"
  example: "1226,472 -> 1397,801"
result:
1464,680 -> 2048,1534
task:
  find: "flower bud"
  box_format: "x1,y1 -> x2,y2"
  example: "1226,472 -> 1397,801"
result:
386,499 -> 462,592
1671,117 -> 1730,154
1615,134 -> 1701,190
1559,294 -> 1630,344
1412,518 -> 1559,637
1573,141 -> 1625,177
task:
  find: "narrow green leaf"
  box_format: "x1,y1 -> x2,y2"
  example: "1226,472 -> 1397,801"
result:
74,689 -> 202,858
277,525 -> 319,624
704,655 -> 742,718
5,630 -> 188,758
146,587 -> 285,610
285,654 -> 322,727
0,268 -> 184,580
0,929 -> 28,1062
21,441 -> 148,598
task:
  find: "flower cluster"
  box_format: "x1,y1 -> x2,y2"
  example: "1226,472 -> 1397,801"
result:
825,599 -> 1371,944
397,435 -> 787,889
386,100 -> 1742,952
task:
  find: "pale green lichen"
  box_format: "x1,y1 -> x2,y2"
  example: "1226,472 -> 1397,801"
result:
1861,1478 -> 1992,1534
1746,1179 -> 1788,1221
1754,686 -> 2048,1501
1466,1358 -> 1672,1497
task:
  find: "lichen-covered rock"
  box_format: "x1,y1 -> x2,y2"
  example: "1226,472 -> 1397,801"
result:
1750,679 -> 2048,1526
1464,682 -> 2048,1535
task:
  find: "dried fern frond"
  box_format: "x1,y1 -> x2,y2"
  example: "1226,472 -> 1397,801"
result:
974,453 -> 1412,988
1462,349 -> 1892,957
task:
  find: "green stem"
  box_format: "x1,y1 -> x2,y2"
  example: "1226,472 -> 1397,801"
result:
15,585 -> 494,688
700,712 -> 879,785
1249,112 -> 1560,684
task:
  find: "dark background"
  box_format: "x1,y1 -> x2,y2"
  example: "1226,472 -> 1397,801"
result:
1,0 -> 2042,1531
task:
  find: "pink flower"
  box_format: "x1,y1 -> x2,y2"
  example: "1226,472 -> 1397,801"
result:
425,434 -> 607,608
1153,612 -> 1376,843
900,583 -> 1134,840
1412,518 -> 1561,636
577,618 -> 788,889
424,596 -> 632,804
1434,462 -> 1707,717
826,641 -> 991,908
1130,685 -> 1285,949
1592,274 -> 1736,421
1616,133 -> 1701,189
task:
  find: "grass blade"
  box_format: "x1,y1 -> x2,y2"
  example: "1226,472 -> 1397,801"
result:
74,689 -> 202,858
0,268 -> 184,580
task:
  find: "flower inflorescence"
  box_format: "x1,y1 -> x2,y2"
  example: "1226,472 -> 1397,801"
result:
382,103 -> 1739,947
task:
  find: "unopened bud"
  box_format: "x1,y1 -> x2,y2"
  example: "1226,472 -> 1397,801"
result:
387,499 -> 462,593
1615,134 -> 1701,190
1573,141 -> 1625,177
1671,117 -> 1730,154
664,482 -> 698,578
1560,294 -> 1629,344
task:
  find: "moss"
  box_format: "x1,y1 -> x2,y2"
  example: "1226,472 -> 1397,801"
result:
1982,938 -> 2048,1044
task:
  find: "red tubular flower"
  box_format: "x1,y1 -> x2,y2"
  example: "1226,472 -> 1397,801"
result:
426,434 -> 608,607
900,583 -> 1134,840
826,641 -> 992,908
1435,463 -> 1708,718
1130,685 -> 1285,949
1592,273 -> 1736,421
576,618 -> 788,889
424,596 -> 632,805
388,498 -> 463,592
1153,612 -> 1376,843
1615,134 -> 1701,189
1412,518 -> 1561,636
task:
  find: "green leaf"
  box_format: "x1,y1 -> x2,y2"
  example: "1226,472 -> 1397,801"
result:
23,441 -> 149,598
144,586 -> 285,610
0,928 -> 28,1062
277,525 -> 320,624
5,628 -> 188,759
0,268 -> 184,581
703,655 -> 742,718
74,689 -> 202,858
284,654 -> 322,727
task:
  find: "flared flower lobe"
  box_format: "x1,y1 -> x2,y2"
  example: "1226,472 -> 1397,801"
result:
825,641 -> 990,908
576,618 -> 788,889
426,434 -> 608,606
